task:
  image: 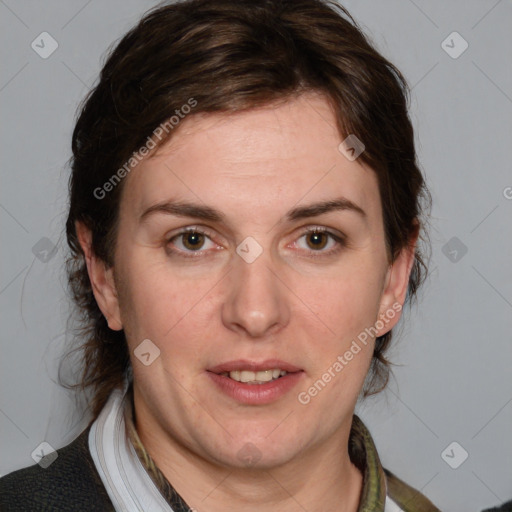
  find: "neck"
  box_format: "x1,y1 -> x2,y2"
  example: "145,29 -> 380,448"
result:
135,408 -> 363,512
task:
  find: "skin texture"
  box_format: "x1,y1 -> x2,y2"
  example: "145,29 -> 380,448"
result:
77,93 -> 417,512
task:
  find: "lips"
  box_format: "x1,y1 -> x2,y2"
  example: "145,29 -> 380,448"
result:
206,359 -> 304,404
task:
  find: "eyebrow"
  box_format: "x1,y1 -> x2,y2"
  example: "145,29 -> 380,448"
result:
287,198 -> 366,221
139,197 -> 366,224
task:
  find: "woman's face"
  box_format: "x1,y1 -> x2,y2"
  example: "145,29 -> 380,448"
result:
85,93 -> 414,470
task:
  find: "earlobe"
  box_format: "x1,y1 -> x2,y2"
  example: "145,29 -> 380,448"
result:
75,221 -> 123,331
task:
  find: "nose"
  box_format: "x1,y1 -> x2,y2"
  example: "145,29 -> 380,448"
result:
221,245 -> 291,339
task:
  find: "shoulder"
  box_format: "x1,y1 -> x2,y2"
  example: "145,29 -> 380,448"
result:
0,427 -> 114,512
384,467 -> 442,512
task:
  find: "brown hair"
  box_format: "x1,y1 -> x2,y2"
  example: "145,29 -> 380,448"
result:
63,0 -> 430,419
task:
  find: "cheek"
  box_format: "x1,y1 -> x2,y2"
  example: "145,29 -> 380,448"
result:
116,258 -> 217,354
296,260 -> 384,344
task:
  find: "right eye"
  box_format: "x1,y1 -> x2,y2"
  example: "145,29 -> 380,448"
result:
166,227 -> 221,258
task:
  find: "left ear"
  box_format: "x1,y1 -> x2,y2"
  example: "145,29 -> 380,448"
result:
376,224 -> 420,336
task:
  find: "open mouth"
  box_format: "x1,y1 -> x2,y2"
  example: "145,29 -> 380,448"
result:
206,361 -> 304,404
218,369 -> 290,385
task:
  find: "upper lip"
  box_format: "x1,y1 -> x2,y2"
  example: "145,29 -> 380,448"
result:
208,359 -> 303,374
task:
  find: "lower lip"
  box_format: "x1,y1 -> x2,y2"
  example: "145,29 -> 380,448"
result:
206,371 -> 304,405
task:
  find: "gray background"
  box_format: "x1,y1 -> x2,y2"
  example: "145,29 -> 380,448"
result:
1,0 -> 511,510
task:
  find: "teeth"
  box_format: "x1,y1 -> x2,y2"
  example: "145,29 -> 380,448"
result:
224,368 -> 288,384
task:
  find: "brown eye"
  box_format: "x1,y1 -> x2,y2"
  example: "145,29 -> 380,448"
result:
181,231 -> 205,251
294,228 -> 345,257
306,231 -> 329,250
167,229 -> 217,256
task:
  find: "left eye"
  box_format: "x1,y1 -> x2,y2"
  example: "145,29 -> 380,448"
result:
295,229 -> 340,253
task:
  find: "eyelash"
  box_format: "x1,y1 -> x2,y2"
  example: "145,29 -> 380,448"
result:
165,226 -> 346,259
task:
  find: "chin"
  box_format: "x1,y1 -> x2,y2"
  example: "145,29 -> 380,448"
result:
207,433 -> 304,471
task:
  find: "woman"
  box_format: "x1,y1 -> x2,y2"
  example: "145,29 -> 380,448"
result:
0,0 -> 440,510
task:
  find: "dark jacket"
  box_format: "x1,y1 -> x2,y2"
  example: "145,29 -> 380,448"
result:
0,427 -> 114,511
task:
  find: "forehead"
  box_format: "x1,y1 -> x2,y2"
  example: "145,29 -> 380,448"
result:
120,93 -> 381,224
